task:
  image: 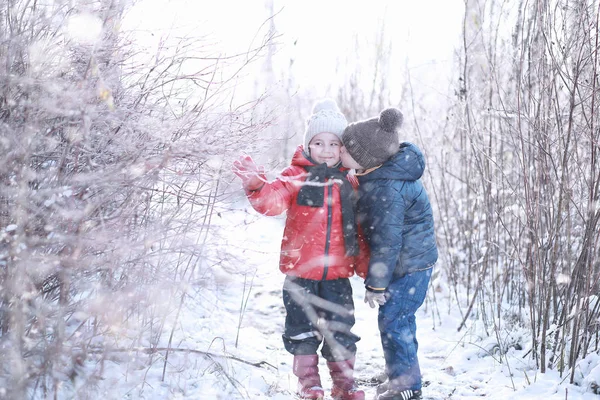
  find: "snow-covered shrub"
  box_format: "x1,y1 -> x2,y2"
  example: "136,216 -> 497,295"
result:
0,0 -> 273,397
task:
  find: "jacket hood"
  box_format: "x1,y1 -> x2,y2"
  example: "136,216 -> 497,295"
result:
290,145 -> 315,168
359,142 -> 425,182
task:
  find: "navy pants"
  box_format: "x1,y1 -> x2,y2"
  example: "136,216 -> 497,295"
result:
379,268 -> 432,391
282,276 -> 360,362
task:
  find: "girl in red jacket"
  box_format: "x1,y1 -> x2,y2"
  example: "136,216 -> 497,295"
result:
233,99 -> 366,400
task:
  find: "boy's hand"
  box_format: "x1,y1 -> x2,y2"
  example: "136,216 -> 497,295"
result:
232,155 -> 266,191
365,291 -> 387,308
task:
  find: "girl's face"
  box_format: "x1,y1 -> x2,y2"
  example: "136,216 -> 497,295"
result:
340,145 -> 364,170
308,132 -> 342,167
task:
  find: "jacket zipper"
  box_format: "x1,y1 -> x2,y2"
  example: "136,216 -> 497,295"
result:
322,183 -> 333,280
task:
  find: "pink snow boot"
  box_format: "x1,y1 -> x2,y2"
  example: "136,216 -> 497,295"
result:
327,357 -> 365,400
293,355 -> 325,399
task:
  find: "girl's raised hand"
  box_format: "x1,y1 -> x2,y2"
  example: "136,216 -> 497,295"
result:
232,155 -> 266,191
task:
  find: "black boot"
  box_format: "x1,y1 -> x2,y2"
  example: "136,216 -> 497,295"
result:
377,388 -> 422,400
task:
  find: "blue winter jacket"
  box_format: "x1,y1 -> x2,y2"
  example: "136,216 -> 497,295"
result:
356,142 -> 438,291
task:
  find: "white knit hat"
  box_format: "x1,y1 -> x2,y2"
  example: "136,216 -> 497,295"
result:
303,98 -> 348,149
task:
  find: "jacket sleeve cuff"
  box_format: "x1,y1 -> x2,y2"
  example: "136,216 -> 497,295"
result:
366,285 -> 386,293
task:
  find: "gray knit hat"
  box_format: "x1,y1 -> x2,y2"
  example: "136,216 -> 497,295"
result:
304,98 -> 348,149
342,108 -> 403,169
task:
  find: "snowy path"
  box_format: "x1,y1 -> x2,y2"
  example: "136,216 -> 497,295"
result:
198,205 -> 598,400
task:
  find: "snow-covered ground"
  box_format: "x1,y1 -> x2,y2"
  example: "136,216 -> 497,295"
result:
95,200 -> 600,399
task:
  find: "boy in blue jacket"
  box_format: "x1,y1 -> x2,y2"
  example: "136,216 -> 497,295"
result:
339,108 -> 438,400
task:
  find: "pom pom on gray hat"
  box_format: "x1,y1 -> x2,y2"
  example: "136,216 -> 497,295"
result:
304,98 -> 348,149
379,107 -> 404,132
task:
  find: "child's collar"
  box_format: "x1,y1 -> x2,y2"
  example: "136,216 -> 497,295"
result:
354,165 -> 381,176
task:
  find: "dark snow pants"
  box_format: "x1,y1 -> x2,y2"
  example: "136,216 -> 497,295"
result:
379,268 -> 432,392
282,276 -> 360,362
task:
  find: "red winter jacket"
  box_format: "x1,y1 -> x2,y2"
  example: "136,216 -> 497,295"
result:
246,146 -> 368,280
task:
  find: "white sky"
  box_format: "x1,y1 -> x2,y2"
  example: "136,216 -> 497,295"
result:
275,0 -> 464,81
123,0 -> 465,92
